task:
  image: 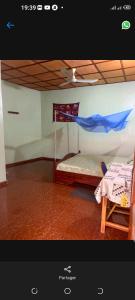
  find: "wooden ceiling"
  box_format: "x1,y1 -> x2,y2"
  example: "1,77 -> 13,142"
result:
1,60 -> 135,91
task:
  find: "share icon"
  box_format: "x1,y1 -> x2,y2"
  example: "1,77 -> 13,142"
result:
64,266 -> 72,274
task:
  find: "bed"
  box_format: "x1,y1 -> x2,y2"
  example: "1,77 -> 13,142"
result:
54,152 -> 133,186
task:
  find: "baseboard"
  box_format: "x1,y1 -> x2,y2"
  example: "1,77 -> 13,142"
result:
6,157 -> 44,168
6,157 -> 60,168
0,181 -> 8,188
42,157 -> 60,162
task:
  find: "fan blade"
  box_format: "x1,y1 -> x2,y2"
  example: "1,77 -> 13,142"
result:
75,79 -> 99,83
59,81 -> 70,87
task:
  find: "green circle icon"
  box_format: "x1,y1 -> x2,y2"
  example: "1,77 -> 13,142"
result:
122,20 -> 131,30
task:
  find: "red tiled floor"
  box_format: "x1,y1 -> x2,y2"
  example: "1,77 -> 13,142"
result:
0,161 -> 128,240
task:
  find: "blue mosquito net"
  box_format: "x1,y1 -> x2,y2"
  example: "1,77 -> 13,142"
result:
60,109 -> 132,133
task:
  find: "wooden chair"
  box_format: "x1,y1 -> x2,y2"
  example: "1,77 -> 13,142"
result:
100,162 -> 129,234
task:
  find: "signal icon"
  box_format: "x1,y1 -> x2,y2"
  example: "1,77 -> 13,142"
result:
110,6 -> 116,10
117,6 -> 122,10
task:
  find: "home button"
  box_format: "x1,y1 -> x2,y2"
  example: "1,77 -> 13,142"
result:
64,287 -> 72,295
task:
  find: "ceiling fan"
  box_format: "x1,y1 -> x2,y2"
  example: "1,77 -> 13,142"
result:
59,68 -> 99,87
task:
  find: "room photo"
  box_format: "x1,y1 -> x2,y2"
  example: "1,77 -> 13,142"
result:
0,59 -> 135,240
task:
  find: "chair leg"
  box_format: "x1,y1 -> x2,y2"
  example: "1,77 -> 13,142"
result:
101,196 -> 107,234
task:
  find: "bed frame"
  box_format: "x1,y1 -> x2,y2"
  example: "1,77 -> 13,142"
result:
54,152 -> 102,187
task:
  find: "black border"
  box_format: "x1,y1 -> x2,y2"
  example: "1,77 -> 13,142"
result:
1,1 -> 135,58
0,241 -> 135,261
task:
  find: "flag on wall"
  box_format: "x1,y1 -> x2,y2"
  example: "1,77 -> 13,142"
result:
53,103 -> 80,122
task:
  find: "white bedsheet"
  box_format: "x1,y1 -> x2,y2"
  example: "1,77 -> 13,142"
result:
56,154 -> 132,177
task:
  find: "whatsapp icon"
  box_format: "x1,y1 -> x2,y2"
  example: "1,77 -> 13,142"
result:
122,20 -> 131,30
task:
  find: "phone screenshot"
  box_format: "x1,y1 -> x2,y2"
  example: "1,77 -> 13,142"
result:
0,1 -> 135,299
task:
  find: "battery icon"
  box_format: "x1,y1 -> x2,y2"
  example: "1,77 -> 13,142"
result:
52,4 -> 58,10
123,5 -> 131,10
37,5 -> 43,10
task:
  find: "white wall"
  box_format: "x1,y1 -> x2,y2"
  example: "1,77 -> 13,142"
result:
41,81 -> 135,159
0,70 -> 6,182
2,80 -> 42,163
2,80 -> 135,164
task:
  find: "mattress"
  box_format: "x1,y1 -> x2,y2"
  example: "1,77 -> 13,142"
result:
56,154 -> 132,177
